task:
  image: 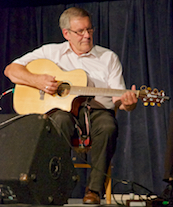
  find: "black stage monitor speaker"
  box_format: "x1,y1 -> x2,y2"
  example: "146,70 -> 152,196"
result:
0,114 -> 78,205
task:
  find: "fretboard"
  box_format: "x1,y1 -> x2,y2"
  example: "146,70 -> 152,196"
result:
70,86 -> 138,97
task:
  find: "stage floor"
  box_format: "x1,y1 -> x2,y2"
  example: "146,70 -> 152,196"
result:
65,198 -> 121,206
0,198 -> 126,207
0,198 -> 163,207
0,195 -> 159,206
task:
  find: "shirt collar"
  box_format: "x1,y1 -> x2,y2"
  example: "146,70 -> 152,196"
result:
60,41 -> 72,56
60,41 -> 98,58
81,46 -> 98,58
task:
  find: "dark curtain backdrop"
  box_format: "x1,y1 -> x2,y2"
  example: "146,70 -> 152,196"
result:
1,0 -> 173,197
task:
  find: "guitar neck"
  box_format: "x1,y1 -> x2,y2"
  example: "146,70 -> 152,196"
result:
70,86 -> 140,97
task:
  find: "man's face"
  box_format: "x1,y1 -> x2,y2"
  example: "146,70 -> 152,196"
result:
63,16 -> 93,55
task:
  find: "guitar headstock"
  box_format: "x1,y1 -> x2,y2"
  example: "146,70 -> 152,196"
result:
139,85 -> 170,107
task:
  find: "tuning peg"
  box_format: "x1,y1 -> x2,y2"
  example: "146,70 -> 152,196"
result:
150,102 -> 155,106
147,87 -> 152,92
157,103 -> 161,107
144,102 -> 149,106
153,88 -> 158,94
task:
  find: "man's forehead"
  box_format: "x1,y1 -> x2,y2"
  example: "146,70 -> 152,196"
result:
70,16 -> 91,28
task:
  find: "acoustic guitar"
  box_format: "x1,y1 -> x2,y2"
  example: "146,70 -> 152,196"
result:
13,59 -> 169,116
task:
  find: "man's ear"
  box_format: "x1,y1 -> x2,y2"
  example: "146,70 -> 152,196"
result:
62,28 -> 70,41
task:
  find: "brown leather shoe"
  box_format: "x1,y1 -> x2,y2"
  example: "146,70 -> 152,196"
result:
83,189 -> 100,204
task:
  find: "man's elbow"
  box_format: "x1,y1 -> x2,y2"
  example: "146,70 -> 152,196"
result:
4,64 -> 11,78
4,64 -> 16,83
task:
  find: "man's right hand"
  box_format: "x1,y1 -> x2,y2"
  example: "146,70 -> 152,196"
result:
36,74 -> 58,95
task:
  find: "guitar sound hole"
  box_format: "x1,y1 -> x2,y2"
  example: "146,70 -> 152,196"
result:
57,82 -> 71,97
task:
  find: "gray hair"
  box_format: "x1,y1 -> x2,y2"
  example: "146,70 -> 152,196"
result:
59,7 -> 92,30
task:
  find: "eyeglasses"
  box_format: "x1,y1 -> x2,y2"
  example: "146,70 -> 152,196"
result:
68,27 -> 95,36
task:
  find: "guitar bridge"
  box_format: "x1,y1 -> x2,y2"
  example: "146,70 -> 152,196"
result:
39,90 -> 45,100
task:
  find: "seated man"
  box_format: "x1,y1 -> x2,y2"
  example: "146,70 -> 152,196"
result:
4,7 -> 138,204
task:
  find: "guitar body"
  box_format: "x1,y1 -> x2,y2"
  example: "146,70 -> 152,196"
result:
13,59 -> 87,115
